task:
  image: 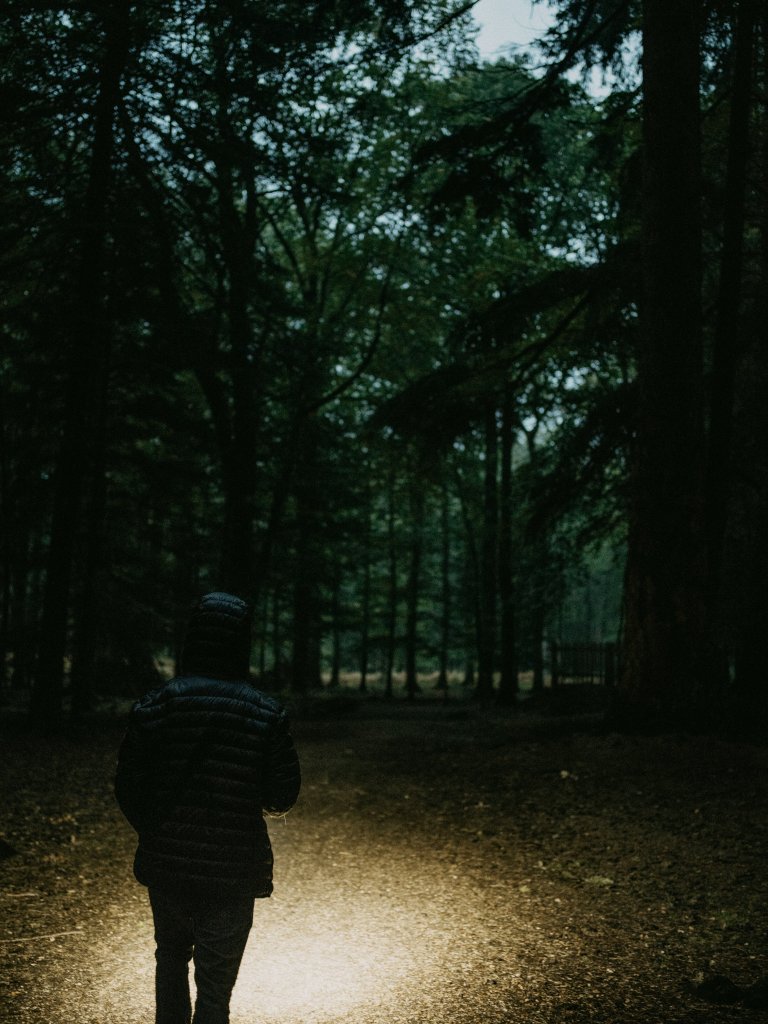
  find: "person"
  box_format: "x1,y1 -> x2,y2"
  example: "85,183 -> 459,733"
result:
115,591 -> 301,1024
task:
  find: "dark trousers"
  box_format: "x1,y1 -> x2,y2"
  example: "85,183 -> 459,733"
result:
149,888 -> 254,1024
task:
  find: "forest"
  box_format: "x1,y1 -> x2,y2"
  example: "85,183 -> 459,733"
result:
1,0 -> 767,730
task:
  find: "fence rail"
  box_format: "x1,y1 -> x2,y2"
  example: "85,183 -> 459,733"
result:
550,642 -> 617,688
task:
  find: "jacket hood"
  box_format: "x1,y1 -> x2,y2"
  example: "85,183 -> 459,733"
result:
180,592 -> 252,680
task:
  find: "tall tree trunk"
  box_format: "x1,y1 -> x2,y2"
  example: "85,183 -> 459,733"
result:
436,482 -> 451,691
359,502 -> 371,694
272,586 -> 284,687
453,462 -> 480,688
291,496 -> 315,694
329,560 -> 341,688
258,590 -> 268,682
462,544 -> 479,688
532,604 -> 545,694
384,464 -> 398,699
731,337 -> 768,725
215,197 -> 258,598
69,322 -> 112,715
498,390 -> 518,704
68,435 -> 107,715
213,48 -> 260,599
476,404 -> 498,700
291,418 -> 322,693
620,0 -> 710,720
733,19 -> 768,725
8,517 -> 32,690
404,482 -> 424,700
705,0 -> 756,598
0,381 -> 10,687
124,94 -> 261,601
31,1 -> 130,726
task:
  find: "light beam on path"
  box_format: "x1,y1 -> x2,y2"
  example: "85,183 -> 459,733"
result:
234,891 -> 441,1020
90,826 -> 518,1024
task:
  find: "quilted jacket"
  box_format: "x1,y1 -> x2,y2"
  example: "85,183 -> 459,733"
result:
114,593 -> 301,898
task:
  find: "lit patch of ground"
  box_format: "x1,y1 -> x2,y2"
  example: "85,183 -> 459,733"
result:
1,705 -> 767,1023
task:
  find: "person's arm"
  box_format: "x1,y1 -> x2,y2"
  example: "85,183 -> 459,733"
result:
114,710 -> 157,833
263,712 -> 301,815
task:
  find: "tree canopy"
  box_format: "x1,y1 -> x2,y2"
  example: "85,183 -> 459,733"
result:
1,0 -> 766,730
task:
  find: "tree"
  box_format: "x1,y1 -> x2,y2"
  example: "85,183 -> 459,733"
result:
1,0 -> 480,715
25,2 -> 132,724
374,52 -> 631,700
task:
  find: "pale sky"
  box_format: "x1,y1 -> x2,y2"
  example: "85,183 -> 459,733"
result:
473,0 -> 622,98
473,0 -> 555,59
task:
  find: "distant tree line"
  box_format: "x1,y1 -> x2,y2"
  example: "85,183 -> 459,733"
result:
1,0 -> 766,728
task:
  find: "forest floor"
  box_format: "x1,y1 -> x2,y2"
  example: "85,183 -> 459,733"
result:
1,689 -> 767,1024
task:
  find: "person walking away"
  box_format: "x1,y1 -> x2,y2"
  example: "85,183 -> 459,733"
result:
115,591 -> 301,1024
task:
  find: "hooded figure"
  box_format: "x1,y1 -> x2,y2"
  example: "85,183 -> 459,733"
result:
115,592 -> 300,1024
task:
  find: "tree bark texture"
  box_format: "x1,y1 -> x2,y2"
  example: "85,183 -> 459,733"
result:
705,0 -> 756,600
619,0 -> 711,718
731,22 -> 768,725
0,381 -> 10,685
436,483 -> 451,691
291,416 -> 323,693
329,561 -> 341,688
215,185 -> 259,595
476,404 -> 498,700
359,502 -> 372,693
384,464 -> 398,699
498,390 -> 518,703
31,1 -> 131,725
404,482 -> 424,700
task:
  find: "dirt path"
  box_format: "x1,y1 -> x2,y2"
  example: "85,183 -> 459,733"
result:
1,702 -> 767,1023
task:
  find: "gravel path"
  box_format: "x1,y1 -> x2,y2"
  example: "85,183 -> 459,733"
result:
1,701 -> 767,1023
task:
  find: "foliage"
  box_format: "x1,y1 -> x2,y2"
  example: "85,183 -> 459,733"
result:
1,0 -> 765,725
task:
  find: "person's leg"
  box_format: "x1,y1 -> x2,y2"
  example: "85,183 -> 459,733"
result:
190,895 -> 254,1024
149,888 -> 194,1024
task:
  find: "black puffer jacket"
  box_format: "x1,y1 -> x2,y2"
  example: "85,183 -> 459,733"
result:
115,593 -> 300,898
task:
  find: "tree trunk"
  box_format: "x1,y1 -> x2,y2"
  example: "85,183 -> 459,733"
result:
359,504 -> 371,693
69,328 -> 112,715
291,495 -> 316,694
463,543 -> 479,688
532,604 -> 545,693
498,390 -> 518,704
68,444 -> 107,715
215,222 -> 258,599
453,464 -> 480,689
705,0 -> 756,600
31,1 -> 130,726
291,418 -> 322,694
124,95 -> 262,603
329,561 -> 341,688
404,483 -> 424,700
9,523 -> 32,690
436,482 -> 451,691
476,404 -> 498,700
213,51 -> 261,599
272,587 -> 284,687
620,0 -> 710,721
732,22 -> 768,726
384,464 -> 398,699
258,591 -> 268,682
0,381 -> 10,687
219,447 -> 257,599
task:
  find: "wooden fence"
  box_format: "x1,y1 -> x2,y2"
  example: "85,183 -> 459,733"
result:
549,642 -> 617,688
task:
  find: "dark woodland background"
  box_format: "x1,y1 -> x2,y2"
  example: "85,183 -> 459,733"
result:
1,0 -> 767,733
